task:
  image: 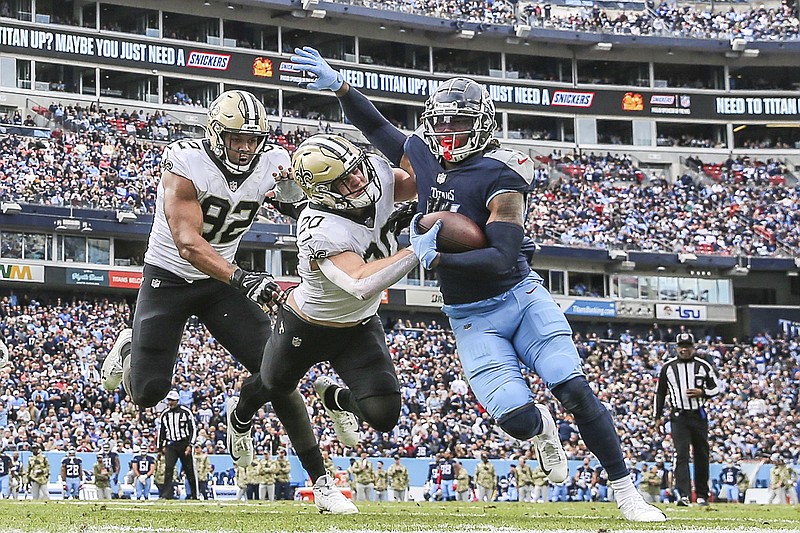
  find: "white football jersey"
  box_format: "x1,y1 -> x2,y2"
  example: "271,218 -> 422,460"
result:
144,139 -> 290,281
293,155 -> 399,322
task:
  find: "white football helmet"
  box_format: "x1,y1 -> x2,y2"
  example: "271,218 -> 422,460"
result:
206,90 -> 269,175
291,134 -> 382,210
422,77 -> 496,163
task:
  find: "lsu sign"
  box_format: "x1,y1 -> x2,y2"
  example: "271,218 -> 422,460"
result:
0,262 -> 45,283
655,303 -> 707,321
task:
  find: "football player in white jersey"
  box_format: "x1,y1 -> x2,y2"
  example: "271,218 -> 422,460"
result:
101,91 -> 304,483
228,134 -> 418,514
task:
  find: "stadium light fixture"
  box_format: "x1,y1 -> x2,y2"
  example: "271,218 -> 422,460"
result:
458,29 -> 475,39
594,42 -> 612,52
275,235 -> 298,247
616,260 -> 636,271
678,253 -> 698,264
723,265 -> 750,277
309,9 -> 326,18
55,218 -> 82,231
730,38 -> 747,52
514,25 -> 531,38
0,201 -> 22,214
608,249 -> 628,261
742,49 -> 759,58
116,211 -> 138,224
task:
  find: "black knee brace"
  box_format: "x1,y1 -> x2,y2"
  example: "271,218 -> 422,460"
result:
131,376 -> 172,408
551,376 -> 606,425
497,402 -> 541,440
356,394 -> 400,433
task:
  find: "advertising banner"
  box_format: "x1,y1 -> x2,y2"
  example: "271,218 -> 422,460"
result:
405,288 -> 444,308
556,298 -> 616,317
0,262 -> 45,283
3,21 -> 800,121
109,270 -> 143,289
66,268 -> 108,286
655,303 -> 707,321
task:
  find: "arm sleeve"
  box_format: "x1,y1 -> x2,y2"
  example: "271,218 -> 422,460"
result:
702,362 -> 721,398
317,251 -> 418,300
267,199 -> 307,220
654,366 -> 668,418
436,221 -> 523,275
338,87 -> 407,166
187,408 -> 198,444
157,414 -> 165,449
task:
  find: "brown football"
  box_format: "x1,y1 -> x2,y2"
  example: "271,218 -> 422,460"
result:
416,211 -> 487,253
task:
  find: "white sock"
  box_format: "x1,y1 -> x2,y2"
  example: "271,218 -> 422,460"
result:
609,476 -> 637,502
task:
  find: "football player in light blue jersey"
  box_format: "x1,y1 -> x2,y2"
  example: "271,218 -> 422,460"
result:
290,47 -> 666,522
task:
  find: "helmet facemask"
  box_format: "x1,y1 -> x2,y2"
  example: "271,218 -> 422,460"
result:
422,78 -> 496,163
207,91 -> 269,175
292,135 -> 383,210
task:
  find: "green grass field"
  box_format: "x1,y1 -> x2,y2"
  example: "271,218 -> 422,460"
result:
0,501 -> 798,532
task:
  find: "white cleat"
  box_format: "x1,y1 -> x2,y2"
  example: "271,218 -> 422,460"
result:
532,404 -> 568,483
618,494 -> 667,522
313,474 -> 358,515
226,396 -> 254,467
101,328 -> 132,391
314,376 -> 359,448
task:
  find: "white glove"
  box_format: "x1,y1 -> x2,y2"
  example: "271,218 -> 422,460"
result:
290,47 -> 343,91
138,474 -> 148,485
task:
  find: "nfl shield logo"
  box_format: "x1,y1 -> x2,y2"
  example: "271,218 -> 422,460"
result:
292,337 -> 302,347
229,180 -> 239,192
151,279 -> 161,288
680,95 -> 691,108
436,172 -> 447,184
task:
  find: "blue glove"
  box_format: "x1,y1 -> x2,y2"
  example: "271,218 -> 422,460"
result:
290,46 -> 344,91
409,213 -> 441,270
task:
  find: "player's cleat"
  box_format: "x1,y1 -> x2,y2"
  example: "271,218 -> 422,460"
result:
618,493 -> 667,522
101,328 -> 132,391
313,474 -> 358,514
676,496 -> 691,507
226,396 -> 254,467
314,376 -> 359,448
696,498 -> 708,506
532,404 -> 568,483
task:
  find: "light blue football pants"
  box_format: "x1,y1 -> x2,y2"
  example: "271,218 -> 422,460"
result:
443,272 -> 583,421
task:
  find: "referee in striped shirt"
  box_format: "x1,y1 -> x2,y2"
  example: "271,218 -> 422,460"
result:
157,390 -> 198,499
654,333 -> 720,507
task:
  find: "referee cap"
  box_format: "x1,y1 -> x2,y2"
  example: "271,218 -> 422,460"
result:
676,333 -> 695,345
165,390 -> 180,401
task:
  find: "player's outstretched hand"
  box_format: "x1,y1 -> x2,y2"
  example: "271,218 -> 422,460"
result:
230,268 -> 285,312
386,200 -> 418,238
290,46 -> 344,91
409,213 -> 441,270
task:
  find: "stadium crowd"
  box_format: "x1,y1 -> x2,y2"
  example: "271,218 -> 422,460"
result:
0,117 -> 314,216
347,0 -> 800,41
528,153 -> 799,256
1,295 -> 798,473
1,119 -> 798,257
